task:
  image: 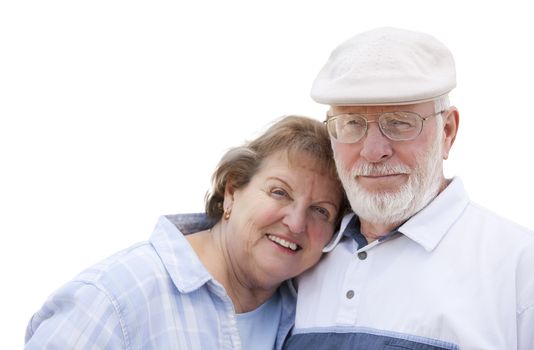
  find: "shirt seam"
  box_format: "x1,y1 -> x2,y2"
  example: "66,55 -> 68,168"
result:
74,280 -> 131,349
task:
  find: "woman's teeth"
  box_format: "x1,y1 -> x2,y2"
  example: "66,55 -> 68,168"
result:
267,234 -> 299,251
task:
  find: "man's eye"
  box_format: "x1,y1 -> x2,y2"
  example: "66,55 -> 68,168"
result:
384,118 -> 416,130
391,120 -> 413,126
345,119 -> 365,127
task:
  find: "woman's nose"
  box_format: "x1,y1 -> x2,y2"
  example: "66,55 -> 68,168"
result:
282,206 -> 307,235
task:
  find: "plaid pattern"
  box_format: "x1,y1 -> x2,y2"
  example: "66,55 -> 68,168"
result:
25,214 -> 296,349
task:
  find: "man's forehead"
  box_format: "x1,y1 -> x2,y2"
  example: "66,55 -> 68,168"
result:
330,101 -> 434,114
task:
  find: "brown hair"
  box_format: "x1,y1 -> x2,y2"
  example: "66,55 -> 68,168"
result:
205,115 -> 347,221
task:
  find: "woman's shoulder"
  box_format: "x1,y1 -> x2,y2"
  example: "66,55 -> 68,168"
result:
25,242 -> 162,348
74,241 -> 168,296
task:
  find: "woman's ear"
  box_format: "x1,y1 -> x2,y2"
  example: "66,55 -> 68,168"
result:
223,180 -> 235,211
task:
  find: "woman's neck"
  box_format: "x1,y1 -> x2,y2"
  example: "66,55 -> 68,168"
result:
186,223 -> 277,313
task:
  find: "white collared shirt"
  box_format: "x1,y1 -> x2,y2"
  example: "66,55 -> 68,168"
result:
288,178 -> 534,350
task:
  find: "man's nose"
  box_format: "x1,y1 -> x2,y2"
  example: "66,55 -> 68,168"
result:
359,122 -> 393,163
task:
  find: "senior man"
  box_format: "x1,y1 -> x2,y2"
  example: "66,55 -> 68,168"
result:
284,28 -> 534,349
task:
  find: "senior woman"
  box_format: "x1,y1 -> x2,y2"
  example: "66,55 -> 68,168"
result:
25,115 -> 347,349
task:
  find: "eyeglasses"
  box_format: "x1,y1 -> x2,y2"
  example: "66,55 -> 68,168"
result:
324,110 -> 444,143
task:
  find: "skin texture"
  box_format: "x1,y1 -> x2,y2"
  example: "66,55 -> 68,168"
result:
187,150 -> 343,312
330,101 -> 459,241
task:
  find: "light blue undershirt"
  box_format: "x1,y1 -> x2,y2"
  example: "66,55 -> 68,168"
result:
236,291 -> 282,350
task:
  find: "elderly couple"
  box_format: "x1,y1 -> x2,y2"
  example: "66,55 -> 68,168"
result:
25,28 -> 534,350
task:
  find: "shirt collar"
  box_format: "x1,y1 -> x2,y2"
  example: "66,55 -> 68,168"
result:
342,215 -> 371,249
149,213 -> 216,293
323,213 -> 356,252
399,177 -> 470,251
325,177 -> 470,252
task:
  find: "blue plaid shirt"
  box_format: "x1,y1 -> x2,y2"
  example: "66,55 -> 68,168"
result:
25,214 -> 296,349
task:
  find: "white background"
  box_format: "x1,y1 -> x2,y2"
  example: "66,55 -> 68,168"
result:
1,0 -> 533,347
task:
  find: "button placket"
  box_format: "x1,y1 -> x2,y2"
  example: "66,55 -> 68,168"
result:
336,254 -> 365,324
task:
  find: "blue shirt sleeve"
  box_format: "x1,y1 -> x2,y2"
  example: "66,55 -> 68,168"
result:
25,281 -> 127,349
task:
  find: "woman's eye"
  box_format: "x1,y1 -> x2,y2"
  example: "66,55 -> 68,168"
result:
271,188 -> 288,198
312,206 -> 330,220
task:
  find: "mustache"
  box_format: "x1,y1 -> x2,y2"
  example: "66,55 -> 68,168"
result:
351,163 -> 412,176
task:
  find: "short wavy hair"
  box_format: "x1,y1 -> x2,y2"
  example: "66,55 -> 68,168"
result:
205,115 -> 347,221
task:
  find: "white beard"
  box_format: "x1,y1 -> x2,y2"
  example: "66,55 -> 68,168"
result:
335,136 -> 444,226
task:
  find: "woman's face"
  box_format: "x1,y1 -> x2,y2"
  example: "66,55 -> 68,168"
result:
223,150 -> 342,290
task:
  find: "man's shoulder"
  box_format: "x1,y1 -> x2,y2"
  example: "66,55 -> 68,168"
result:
464,200 -> 534,242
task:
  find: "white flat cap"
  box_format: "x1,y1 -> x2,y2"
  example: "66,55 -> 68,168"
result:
311,27 -> 456,105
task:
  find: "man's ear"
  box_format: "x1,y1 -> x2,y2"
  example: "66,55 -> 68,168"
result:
441,107 -> 459,160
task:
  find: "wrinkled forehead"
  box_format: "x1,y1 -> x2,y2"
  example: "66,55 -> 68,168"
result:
329,100 -> 435,116
281,148 -> 332,174
266,149 -> 337,184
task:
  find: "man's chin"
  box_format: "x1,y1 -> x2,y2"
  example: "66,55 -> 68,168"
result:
357,185 -> 404,196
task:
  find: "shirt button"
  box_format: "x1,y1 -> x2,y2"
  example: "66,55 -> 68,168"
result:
346,290 -> 355,299
358,251 -> 367,260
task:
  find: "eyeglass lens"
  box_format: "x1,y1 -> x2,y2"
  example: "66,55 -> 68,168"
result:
328,112 -> 423,143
